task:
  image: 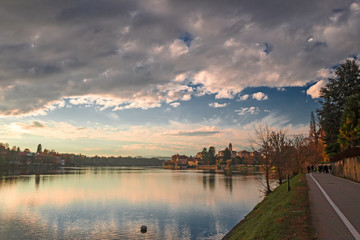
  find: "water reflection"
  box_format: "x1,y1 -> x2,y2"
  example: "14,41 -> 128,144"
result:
0,167 -> 265,239
224,176 -> 233,193
35,175 -> 40,190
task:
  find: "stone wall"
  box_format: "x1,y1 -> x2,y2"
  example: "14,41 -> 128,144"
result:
332,156 -> 360,183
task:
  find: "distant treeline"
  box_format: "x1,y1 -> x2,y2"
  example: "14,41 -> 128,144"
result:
0,142 -> 164,167
69,155 -> 164,166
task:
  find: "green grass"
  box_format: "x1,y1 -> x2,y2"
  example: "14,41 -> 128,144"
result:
224,174 -> 314,240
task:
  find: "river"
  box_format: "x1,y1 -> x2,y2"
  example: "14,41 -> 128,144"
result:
0,167 -> 265,239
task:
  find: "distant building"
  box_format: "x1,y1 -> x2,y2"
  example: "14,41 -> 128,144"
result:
187,159 -> 198,167
171,154 -> 178,163
237,150 -> 261,165
178,155 -> 188,165
217,143 -> 237,159
229,143 -> 237,159
34,154 -> 45,165
237,150 -> 250,158
171,154 -> 189,165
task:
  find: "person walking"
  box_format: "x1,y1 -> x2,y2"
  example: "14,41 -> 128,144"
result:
324,165 -> 329,173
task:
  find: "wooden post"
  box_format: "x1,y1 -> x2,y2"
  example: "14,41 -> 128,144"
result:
287,174 -> 291,192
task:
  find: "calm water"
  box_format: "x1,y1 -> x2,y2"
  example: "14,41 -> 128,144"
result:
0,167 -> 265,239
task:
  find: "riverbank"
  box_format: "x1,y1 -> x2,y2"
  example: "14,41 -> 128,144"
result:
223,174 -> 314,240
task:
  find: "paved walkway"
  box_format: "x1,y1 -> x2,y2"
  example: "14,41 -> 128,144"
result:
306,173 -> 360,240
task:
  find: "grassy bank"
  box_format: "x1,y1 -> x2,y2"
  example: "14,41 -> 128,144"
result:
223,174 -> 313,240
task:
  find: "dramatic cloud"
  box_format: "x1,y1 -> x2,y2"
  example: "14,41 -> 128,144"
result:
0,0 -> 359,116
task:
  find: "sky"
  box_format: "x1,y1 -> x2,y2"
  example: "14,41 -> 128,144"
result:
0,0 -> 359,157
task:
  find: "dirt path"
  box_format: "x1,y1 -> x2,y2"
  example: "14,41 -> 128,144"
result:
306,173 -> 360,240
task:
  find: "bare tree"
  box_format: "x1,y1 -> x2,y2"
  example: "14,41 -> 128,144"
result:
270,129 -> 289,184
289,134 -> 309,175
252,125 -> 274,195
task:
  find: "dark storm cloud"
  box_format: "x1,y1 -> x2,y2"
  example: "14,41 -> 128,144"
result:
57,0 -> 136,22
0,0 -> 359,115
0,43 -> 30,53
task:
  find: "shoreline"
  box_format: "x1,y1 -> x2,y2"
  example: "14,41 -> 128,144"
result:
222,174 -> 313,240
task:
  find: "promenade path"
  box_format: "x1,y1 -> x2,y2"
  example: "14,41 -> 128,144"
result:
306,173 -> 360,240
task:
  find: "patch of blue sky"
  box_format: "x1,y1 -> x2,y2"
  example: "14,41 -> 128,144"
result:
236,86 -> 321,125
165,86 -> 320,127
349,54 -> 358,60
164,94 -> 218,123
178,32 -> 194,47
332,8 -> 345,13
263,42 -> 273,55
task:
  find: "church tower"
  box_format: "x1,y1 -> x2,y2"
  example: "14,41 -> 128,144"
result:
229,143 -> 232,153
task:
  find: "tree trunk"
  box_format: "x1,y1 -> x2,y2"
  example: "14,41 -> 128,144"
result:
277,168 -> 283,184
266,167 -> 271,195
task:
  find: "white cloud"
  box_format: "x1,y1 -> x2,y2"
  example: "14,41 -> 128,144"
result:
215,89 -> 235,99
121,25 -> 131,35
209,102 -> 228,108
235,107 -> 259,115
316,68 -> 334,79
252,92 -> 268,101
165,125 -> 221,137
169,39 -> 189,58
170,102 -> 180,108
174,73 -> 188,82
224,38 -> 240,47
238,94 -> 249,101
0,100 -> 66,118
181,94 -> 191,101
69,97 -> 95,106
68,95 -> 124,110
350,2 -> 360,12
306,80 -> 327,99
193,70 -> 239,99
